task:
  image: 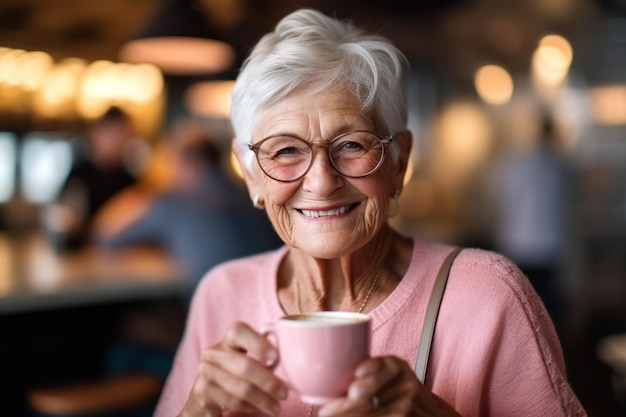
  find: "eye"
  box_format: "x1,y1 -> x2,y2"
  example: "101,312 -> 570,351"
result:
341,141 -> 365,150
333,138 -> 369,154
276,146 -> 298,156
260,136 -> 309,160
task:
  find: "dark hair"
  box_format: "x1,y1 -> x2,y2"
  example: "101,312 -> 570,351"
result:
97,106 -> 131,125
541,114 -> 554,138
539,112 -> 559,148
179,140 -> 222,168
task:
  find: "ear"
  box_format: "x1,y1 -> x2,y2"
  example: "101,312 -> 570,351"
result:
391,130 -> 413,193
232,138 -> 264,201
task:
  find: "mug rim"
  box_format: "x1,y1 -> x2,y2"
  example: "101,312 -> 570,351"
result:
279,311 -> 370,327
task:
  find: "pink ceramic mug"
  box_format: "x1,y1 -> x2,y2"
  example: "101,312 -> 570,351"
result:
261,311 -> 370,405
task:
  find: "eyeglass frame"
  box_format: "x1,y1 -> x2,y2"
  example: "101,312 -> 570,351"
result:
247,130 -> 398,182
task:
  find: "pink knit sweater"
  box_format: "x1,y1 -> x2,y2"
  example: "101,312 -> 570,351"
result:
154,240 -> 587,417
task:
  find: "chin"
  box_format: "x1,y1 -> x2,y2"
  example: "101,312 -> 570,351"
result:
304,249 -> 342,260
293,235 -> 363,259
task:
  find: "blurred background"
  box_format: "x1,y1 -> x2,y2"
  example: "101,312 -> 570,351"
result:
1,0 -> 626,416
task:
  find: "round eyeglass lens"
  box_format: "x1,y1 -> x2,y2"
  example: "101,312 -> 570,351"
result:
255,136 -> 313,181
329,131 -> 384,177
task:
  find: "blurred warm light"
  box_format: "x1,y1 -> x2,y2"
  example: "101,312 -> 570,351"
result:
185,80 -> 235,118
139,141 -> 176,190
532,34 -> 573,89
0,49 -> 26,86
0,46 -> 164,136
230,149 -> 244,179
0,236 -> 13,295
16,51 -> 54,91
0,50 -> 53,113
0,49 -> 23,109
532,48 -> 569,86
0,50 -> 53,114
120,38 -> 235,75
78,60 -> 118,119
32,58 -> 86,119
434,101 -> 492,178
403,158 -> 414,186
77,60 -> 164,124
474,64 -> 514,105
540,34 -> 573,65
129,97 -> 167,141
118,0 -> 236,75
124,64 -> 164,104
589,85 -> 626,125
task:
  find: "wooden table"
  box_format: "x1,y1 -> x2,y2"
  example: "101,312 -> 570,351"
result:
0,232 -> 186,315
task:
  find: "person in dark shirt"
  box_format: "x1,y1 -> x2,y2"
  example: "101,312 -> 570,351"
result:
44,106 -> 138,248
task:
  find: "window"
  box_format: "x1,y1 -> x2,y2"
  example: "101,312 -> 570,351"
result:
20,133 -> 73,204
0,132 -> 17,203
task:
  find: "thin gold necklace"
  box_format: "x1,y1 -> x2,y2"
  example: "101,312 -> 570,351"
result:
295,268 -> 382,417
294,269 -> 381,315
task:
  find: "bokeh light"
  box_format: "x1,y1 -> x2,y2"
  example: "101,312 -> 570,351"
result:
475,64 -> 514,105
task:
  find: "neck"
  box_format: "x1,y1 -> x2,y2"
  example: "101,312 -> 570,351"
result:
280,226 -> 409,313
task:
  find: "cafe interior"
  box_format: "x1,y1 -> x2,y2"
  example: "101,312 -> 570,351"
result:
1,0 -> 626,415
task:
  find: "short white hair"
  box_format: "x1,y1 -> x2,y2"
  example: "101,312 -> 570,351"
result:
230,8 -> 409,169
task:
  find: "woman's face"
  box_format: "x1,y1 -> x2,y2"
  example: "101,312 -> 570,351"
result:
238,88 -> 411,259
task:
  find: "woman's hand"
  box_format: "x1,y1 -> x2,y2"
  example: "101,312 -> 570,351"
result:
179,321 -> 288,417
318,356 -> 462,417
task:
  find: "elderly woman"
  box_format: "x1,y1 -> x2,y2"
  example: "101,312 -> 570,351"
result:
155,8 -> 586,417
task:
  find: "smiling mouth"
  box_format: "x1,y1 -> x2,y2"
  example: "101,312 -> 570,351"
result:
297,203 -> 359,218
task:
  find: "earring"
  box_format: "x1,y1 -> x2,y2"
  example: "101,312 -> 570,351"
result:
388,191 -> 400,218
252,195 -> 265,209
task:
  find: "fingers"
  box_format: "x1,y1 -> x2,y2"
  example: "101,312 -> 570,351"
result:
189,368 -> 256,414
194,367 -> 273,415
343,356 -> 410,404
184,321 -> 287,417
222,321 -> 279,366
318,356 -> 417,417
342,357 -> 462,417
204,349 -> 287,414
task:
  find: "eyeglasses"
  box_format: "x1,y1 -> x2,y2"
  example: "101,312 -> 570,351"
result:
248,130 -> 396,182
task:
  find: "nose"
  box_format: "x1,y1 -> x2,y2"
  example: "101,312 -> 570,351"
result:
301,148 -> 344,196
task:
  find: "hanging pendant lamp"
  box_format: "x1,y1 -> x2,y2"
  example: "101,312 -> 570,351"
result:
118,0 -> 236,76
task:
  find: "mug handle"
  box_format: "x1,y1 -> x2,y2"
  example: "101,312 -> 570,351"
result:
260,323 -> 280,369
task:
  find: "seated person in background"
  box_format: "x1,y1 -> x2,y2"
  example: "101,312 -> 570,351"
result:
43,106 -> 138,249
93,117 -> 282,301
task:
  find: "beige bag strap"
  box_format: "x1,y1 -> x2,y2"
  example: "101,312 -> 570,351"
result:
414,247 -> 462,382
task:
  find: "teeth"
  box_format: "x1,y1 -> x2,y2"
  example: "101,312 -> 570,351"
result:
301,205 -> 351,218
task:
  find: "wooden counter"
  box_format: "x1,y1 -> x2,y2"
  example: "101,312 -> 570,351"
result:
0,233 -> 186,315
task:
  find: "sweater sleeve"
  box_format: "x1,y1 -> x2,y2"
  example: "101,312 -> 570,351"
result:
429,249 -> 587,417
153,267 -> 224,417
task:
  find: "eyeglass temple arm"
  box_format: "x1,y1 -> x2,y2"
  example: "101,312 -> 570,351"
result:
381,134 -> 396,145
